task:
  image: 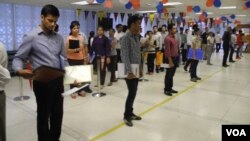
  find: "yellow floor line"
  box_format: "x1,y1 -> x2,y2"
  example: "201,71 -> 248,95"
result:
89,68 -> 224,141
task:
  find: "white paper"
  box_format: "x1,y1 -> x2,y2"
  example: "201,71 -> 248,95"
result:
160,63 -> 170,68
117,63 -> 139,78
62,84 -> 89,97
64,65 -> 92,85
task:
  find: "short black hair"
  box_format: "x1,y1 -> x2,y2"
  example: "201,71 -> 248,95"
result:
41,4 -> 60,17
127,15 -> 141,28
168,23 -> 175,31
162,25 -> 167,28
109,28 -> 115,32
69,21 -> 80,35
116,24 -> 123,29
54,24 -> 59,32
89,31 -> 95,37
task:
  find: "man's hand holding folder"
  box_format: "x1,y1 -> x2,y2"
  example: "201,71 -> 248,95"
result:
18,66 -> 65,83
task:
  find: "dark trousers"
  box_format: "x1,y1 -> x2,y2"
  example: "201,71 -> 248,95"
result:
0,91 -> 6,141
124,78 -> 139,118
33,77 -> 64,141
216,43 -> 221,53
190,59 -> 199,78
184,45 -> 192,69
236,45 -> 242,57
222,44 -> 230,66
117,49 -> 122,63
181,48 -> 187,63
229,45 -> 235,61
164,57 -> 178,92
68,59 -> 90,92
147,53 -> 155,73
97,57 -> 107,85
108,55 -> 117,82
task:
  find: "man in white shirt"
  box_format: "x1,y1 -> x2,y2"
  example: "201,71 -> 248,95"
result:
184,27 -> 194,71
114,24 -> 125,63
152,26 -> 162,73
215,31 -> 221,53
229,29 -> 236,62
0,42 -> 11,141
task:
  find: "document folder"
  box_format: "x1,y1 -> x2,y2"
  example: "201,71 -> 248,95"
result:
188,48 -> 204,60
117,63 -> 139,78
64,65 -> 92,85
32,66 -> 65,83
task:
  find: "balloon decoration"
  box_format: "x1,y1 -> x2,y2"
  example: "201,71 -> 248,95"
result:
245,1 -> 250,8
162,0 -> 168,4
187,6 -> 193,12
104,0 -> 113,8
230,14 -> 235,20
156,2 -> 164,13
149,13 -> 155,25
206,0 -> 214,7
125,2 -> 132,9
130,0 -> 140,9
202,11 -> 208,18
86,0 -> 95,4
193,6 -> 201,13
96,0 -> 105,3
119,0 -> 129,4
220,16 -> 227,21
214,0 -> 221,8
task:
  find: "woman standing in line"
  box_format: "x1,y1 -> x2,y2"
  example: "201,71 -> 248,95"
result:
145,31 -> 156,75
66,21 -> 89,98
91,26 -> 111,89
207,32 -> 215,65
190,27 -> 202,82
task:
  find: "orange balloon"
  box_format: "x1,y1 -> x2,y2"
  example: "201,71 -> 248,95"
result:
187,6 -> 193,12
162,0 -> 168,4
130,0 -> 140,9
206,0 -> 214,7
105,0 -> 113,8
243,5 -> 248,10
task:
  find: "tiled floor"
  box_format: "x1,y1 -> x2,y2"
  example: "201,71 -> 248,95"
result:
5,52 -> 250,141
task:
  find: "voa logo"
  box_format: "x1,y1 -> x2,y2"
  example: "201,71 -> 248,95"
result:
226,129 -> 247,136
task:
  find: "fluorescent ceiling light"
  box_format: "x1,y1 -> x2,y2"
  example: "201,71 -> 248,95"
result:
219,6 -> 236,9
236,15 -> 246,16
137,10 -> 156,13
164,2 -> 183,6
72,0 -> 98,5
195,12 -> 213,15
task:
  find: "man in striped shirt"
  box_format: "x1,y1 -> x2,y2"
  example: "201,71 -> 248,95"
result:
121,15 -> 142,127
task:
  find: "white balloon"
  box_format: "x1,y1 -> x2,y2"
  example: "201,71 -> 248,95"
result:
119,0 -> 129,4
86,0 -> 95,4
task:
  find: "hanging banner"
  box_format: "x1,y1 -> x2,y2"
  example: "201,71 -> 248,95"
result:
92,11 -> 96,20
144,16 -> 149,25
120,13 -> 125,22
76,9 -> 82,20
114,12 -> 119,21
164,13 -> 169,22
106,12 -> 111,18
84,11 -> 89,19
98,11 -> 105,21
149,13 -> 155,26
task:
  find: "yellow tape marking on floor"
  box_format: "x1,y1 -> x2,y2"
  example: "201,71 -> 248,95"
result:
89,68 -> 224,141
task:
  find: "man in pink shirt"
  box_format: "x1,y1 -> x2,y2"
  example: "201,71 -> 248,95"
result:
164,23 -> 179,96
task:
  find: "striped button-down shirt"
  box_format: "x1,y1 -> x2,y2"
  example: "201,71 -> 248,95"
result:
13,26 -> 67,72
120,31 -> 141,74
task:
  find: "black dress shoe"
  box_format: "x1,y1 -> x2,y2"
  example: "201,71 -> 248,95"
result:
124,118 -> 133,127
170,89 -> 178,93
184,67 -> 187,72
131,114 -> 142,120
195,77 -> 201,80
229,60 -> 235,63
164,91 -> 172,96
222,64 -> 229,67
84,87 -> 93,93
